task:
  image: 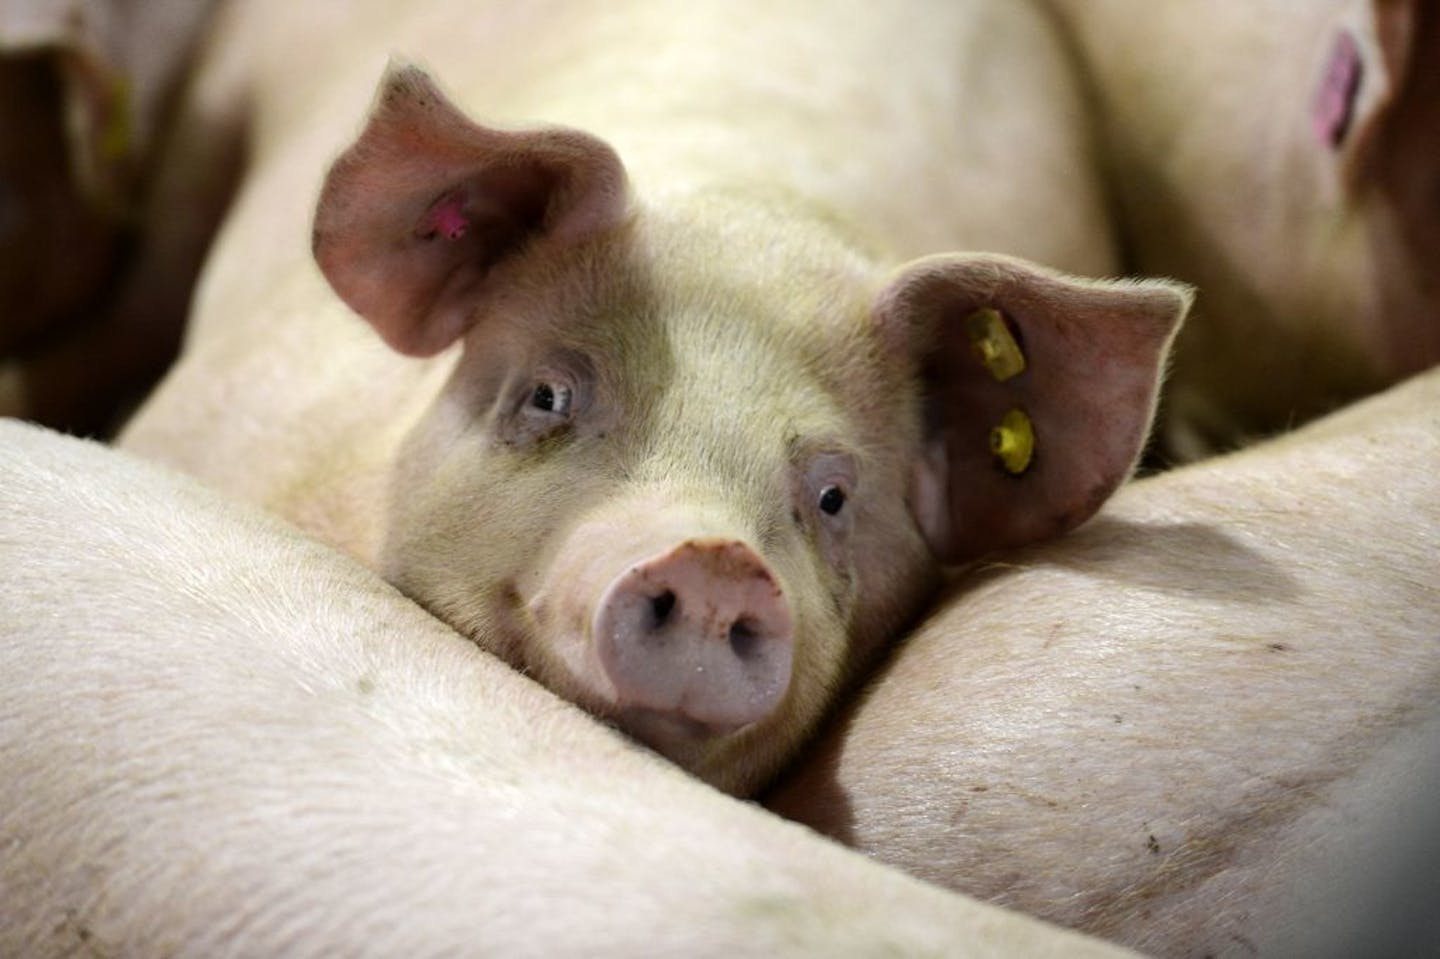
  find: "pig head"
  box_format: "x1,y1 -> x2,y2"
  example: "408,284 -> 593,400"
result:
312,65 -> 1190,794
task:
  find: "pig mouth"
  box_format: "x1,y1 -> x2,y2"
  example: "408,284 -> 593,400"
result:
612,704 -> 751,750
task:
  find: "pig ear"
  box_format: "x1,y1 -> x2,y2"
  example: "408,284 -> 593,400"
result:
1319,1 -> 1437,189
875,254 -> 1189,564
312,64 -> 629,356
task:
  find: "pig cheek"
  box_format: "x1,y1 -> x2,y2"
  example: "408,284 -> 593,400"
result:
812,514 -> 855,588
490,474 -> 643,717
451,519 -> 620,720
519,574 -> 621,715
753,513 -> 864,741
845,499 -> 943,671
385,412 -> 599,702
763,552 -> 854,731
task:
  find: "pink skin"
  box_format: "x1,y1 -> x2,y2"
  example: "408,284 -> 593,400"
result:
593,537 -> 794,734
418,192 -> 471,241
1313,30 -> 1362,147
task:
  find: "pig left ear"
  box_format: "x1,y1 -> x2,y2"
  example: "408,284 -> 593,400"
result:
875,254 -> 1190,564
312,64 -> 629,356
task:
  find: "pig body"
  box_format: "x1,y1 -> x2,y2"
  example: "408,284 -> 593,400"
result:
122,0 -> 1184,793
0,418 -> 1127,959
1044,0 -> 1440,457
8,382 -> 1438,957
769,367 -> 1440,956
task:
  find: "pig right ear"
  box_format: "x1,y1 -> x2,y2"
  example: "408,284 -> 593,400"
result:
312,64 -> 629,356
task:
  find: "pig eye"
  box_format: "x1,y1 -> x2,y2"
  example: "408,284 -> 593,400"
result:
818,485 -> 847,516
529,381 -> 573,416
506,360 -> 590,445
797,450 -> 857,543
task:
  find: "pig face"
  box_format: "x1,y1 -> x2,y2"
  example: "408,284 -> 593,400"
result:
314,66 -> 1188,794
371,201 -> 943,793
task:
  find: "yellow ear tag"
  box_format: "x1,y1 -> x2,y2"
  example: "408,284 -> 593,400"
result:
990,409 -> 1035,475
100,78 -> 134,164
965,308 -> 1026,382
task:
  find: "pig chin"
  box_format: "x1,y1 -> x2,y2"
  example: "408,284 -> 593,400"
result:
611,708 -> 791,792
614,705 -> 749,747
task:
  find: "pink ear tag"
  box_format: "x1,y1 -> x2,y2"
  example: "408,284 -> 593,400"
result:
417,190 -> 470,241
1313,30 -> 1363,148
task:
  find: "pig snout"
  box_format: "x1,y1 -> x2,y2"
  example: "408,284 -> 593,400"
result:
593,538 -> 794,733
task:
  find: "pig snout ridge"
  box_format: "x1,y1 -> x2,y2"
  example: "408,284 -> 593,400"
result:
593,538 -> 794,733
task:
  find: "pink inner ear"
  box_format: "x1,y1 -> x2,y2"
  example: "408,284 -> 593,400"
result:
417,190 -> 470,241
1313,30 -> 1363,147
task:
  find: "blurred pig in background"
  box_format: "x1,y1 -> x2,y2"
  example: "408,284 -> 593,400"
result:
1044,0 -> 1439,459
0,0 -> 239,435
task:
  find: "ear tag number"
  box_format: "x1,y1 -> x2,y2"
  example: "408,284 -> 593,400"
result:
965,308 -> 1026,382
990,408 -> 1035,475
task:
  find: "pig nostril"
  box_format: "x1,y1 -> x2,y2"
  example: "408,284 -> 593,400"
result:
649,590 -> 677,630
728,619 -> 761,661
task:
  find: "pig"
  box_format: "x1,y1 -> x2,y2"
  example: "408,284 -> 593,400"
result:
767,366 -> 1440,956
0,0 -> 234,435
7,392 -> 1438,959
0,419 -> 1130,959
1042,0 -> 1440,458
120,0 -> 1189,795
